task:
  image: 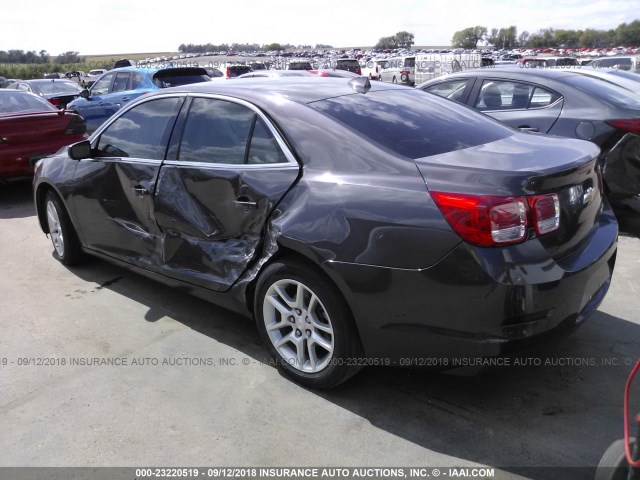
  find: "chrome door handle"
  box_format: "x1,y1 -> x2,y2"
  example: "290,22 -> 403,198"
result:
233,196 -> 257,208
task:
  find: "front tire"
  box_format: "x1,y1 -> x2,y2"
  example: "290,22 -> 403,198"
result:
255,259 -> 362,389
392,76 -> 397,84
45,191 -> 83,266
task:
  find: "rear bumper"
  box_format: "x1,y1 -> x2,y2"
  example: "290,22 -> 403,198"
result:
324,207 -> 618,363
0,135 -> 86,179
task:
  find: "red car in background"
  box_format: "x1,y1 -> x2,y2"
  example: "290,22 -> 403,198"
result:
0,90 -> 87,181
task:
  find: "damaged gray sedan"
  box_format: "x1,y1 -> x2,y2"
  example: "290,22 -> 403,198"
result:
34,78 -> 617,388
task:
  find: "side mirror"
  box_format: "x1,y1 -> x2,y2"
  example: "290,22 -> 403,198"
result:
68,140 -> 92,160
80,89 -> 90,99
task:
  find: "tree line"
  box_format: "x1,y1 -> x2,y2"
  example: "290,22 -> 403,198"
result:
0,50 -> 83,65
452,20 -> 640,49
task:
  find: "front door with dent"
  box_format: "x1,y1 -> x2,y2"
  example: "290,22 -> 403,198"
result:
71,96 -> 184,267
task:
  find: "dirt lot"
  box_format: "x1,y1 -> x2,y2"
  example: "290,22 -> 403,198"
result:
0,180 -> 639,480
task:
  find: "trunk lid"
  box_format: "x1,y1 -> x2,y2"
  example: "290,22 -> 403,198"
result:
0,111 -> 74,144
414,133 -> 604,261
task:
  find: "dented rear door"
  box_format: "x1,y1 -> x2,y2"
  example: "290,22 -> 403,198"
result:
153,96 -> 300,291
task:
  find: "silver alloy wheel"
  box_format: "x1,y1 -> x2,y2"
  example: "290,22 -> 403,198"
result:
46,200 -> 64,257
263,279 -> 334,373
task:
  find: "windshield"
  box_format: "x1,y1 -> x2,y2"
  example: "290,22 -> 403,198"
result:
0,91 -> 57,114
33,81 -> 82,95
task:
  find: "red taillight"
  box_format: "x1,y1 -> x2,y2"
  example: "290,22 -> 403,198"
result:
528,194 -> 560,235
431,192 -> 527,246
606,119 -> 640,134
225,68 -> 231,79
356,68 -> 361,75
48,98 -> 61,107
431,192 -> 561,247
65,116 -> 87,135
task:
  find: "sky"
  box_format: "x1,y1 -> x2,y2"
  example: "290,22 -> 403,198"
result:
2,0 -> 639,55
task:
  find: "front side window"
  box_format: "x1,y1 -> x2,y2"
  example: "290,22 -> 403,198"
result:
91,74 -> 114,96
95,97 -> 182,159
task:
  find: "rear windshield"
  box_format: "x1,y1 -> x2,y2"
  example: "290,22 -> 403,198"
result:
34,81 -> 82,95
337,60 -> 360,71
289,62 -> 312,70
607,70 -> 640,82
593,58 -> 633,69
560,74 -> 640,109
227,66 -> 253,77
310,89 -> 513,159
0,91 -> 57,114
152,69 -> 210,88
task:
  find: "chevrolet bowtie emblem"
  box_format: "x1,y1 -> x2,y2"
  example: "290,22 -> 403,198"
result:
583,187 -> 595,205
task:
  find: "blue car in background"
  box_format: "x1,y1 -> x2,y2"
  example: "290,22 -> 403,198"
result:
67,66 -> 210,132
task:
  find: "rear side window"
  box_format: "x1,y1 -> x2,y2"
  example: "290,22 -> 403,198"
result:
248,119 -> 288,164
178,98 -> 288,165
311,89 -> 513,159
96,97 -> 182,159
179,98 -> 254,164
475,80 -> 560,111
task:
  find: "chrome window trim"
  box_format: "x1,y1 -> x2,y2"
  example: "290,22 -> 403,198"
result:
89,92 -> 300,169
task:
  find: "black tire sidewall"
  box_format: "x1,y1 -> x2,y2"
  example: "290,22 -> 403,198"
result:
254,260 -> 362,389
45,191 -> 82,266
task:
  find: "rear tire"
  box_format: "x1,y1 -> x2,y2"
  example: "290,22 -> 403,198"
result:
392,76 -> 397,84
45,191 -> 83,266
255,259 -> 363,389
595,439 -> 637,480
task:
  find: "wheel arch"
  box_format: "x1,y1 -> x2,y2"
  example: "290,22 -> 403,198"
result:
245,243 -> 363,350
35,182 -> 59,234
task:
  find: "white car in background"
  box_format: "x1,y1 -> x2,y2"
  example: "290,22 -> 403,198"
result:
82,69 -> 108,88
361,59 -> 388,80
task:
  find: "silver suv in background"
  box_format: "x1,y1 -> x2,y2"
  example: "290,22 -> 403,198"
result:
379,56 -> 415,85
